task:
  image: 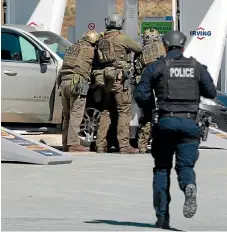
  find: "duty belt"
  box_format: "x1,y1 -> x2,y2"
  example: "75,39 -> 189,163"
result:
159,112 -> 197,120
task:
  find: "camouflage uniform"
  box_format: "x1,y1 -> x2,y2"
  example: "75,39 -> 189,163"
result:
57,30 -> 100,152
134,29 -> 166,153
95,13 -> 142,154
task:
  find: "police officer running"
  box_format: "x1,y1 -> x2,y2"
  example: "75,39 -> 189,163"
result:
95,13 -> 142,154
57,30 -> 100,152
134,29 -> 166,153
134,31 -> 216,228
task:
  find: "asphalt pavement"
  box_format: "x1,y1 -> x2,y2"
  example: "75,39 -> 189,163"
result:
2,150 -> 227,231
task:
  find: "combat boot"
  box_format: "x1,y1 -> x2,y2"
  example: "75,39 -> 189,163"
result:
155,218 -> 170,229
183,184 -> 197,218
96,147 -> 107,153
139,148 -> 147,154
68,144 -> 90,152
120,146 -> 139,154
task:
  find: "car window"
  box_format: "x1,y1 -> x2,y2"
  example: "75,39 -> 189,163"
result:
31,31 -> 71,59
19,36 -> 38,62
1,33 -> 21,60
1,32 -> 38,63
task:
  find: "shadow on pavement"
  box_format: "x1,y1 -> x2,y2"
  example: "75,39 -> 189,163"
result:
1,161 -> 39,165
84,219 -> 183,231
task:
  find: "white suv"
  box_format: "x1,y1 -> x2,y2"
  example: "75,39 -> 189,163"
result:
1,25 -> 71,125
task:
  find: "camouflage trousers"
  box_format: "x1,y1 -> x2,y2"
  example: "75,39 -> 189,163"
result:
134,75 -> 151,151
60,77 -> 86,149
138,120 -> 151,152
94,69 -> 132,149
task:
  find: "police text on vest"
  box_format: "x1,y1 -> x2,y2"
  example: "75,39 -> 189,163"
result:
170,68 -> 194,78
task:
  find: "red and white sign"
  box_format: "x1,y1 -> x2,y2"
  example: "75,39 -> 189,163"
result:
28,22 -> 37,27
88,22 -> 95,30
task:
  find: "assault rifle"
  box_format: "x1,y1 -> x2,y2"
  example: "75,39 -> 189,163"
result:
123,66 -> 136,91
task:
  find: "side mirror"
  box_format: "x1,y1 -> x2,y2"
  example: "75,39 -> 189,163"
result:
40,50 -> 51,64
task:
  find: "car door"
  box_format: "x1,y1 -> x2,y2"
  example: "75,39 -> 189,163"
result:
1,28 -> 58,123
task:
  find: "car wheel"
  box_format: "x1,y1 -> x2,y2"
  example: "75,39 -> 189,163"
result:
79,107 -> 101,147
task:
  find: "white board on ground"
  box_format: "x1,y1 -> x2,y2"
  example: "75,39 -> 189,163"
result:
1,127 -> 72,165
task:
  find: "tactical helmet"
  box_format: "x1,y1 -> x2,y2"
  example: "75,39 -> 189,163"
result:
162,31 -> 187,48
142,28 -> 161,41
105,13 -> 124,29
100,32 -> 104,37
82,30 -> 100,44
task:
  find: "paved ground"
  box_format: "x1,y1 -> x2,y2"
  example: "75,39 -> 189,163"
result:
2,150 -> 227,231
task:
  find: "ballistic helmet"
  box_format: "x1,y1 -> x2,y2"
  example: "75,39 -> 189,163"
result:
162,31 -> 187,48
82,30 -> 100,44
105,13 -> 124,29
142,28 -> 161,41
100,32 -> 104,37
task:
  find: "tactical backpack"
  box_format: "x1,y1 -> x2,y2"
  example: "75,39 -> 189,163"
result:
97,32 -> 120,64
140,41 -> 165,67
62,40 -> 94,78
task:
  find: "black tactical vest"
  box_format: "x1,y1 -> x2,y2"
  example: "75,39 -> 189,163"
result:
154,56 -> 200,113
